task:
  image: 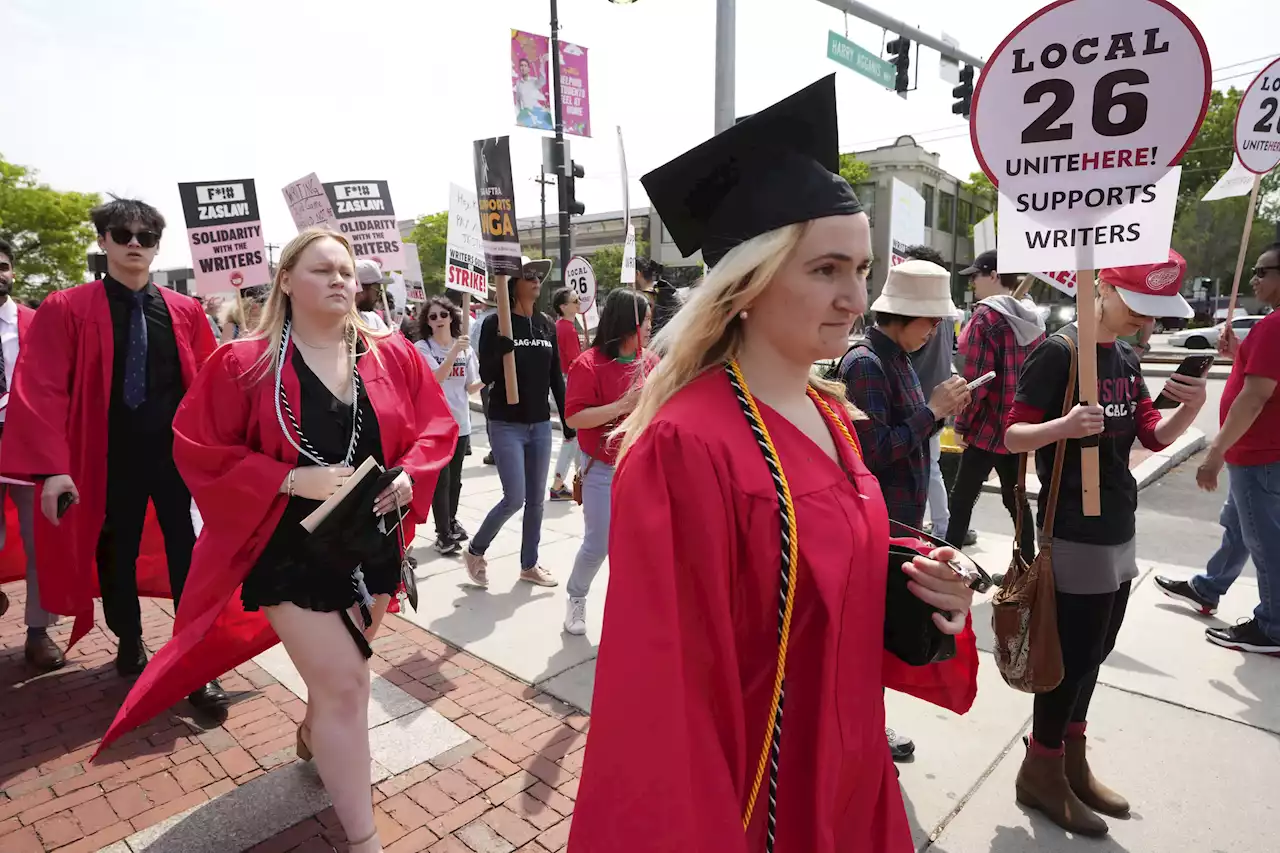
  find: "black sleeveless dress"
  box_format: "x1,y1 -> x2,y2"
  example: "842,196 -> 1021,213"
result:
240,347 -> 400,616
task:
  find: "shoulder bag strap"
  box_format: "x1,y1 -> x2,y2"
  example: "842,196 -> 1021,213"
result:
1013,336 -> 1078,555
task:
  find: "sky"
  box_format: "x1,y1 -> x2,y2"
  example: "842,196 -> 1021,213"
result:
4,0 -> 1277,270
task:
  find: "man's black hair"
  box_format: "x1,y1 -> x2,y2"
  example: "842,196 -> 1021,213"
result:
592,288 -> 650,359
901,245 -> 947,267
90,196 -> 166,237
552,287 -> 576,316
636,258 -> 663,282
0,238 -> 13,265
1262,242 -> 1280,262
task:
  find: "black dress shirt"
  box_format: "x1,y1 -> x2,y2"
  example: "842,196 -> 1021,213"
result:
103,275 -> 183,446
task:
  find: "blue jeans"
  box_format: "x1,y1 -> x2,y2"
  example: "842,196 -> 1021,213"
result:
1191,462 -> 1280,641
470,420 -> 553,570
567,455 -> 614,599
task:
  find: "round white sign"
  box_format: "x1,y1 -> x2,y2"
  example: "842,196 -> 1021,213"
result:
1235,57 -> 1280,175
971,0 -> 1210,187
564,256 -> 596,312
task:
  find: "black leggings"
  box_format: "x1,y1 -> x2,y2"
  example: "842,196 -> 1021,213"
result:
432,435 -> 470,539
946,445 -> 1037,559
1032,581 -> 1131,749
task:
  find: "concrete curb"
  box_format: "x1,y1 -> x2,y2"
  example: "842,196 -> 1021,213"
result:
981,427 -> 1206,499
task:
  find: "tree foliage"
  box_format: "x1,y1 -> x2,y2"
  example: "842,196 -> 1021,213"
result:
0,154 -> 101,299
839,153 -> 870,187
590,238 -> 651,297
963,171 -> 998,237
405,210 -> 448,296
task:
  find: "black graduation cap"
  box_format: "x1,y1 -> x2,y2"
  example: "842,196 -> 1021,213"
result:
641,74 -> 862,268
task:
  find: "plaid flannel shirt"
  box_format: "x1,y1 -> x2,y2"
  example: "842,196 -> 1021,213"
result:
955,304 -> 1045,454
840,328 -> 936,527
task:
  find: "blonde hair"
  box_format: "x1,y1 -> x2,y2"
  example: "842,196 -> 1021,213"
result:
617,223 -> 860,459
243,228 -> 391,380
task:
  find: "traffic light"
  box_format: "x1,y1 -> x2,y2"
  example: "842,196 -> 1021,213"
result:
565,160 -> 585,216
952,64 -> 975,119
886,36 -> 911,94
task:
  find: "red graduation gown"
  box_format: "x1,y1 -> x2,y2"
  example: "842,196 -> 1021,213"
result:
0,283 -> 217,647
569,371 -> 978,853
96,334 -> 457,753
0,302 -> 37,585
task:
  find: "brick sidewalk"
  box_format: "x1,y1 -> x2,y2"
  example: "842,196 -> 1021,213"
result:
1,586 -> 587,853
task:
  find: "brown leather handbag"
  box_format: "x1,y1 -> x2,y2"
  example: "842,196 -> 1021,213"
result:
572,457 -> 596,506
991,335 -> 1077,693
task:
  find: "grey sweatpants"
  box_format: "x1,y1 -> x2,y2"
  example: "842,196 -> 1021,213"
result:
0,481 -> 55,628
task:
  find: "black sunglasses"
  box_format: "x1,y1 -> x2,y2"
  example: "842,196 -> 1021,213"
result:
1252,266 -> 1280,278
427,312 -> 451,321
108,227 -> 160,249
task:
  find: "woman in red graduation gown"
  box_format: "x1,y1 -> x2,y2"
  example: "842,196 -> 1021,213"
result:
100,229 -> 456,853
569,76 -> 979,853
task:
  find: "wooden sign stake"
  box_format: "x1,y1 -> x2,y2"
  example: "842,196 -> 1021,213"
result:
494,274 -> 519,404
1074,268 -> 1102,517
460,293 -> 471,337
575,314 -> 590,352
1225,173 -> 1264,324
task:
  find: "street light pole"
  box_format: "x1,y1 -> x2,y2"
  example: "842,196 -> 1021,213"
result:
714,0 -> 736,133
550,0 -> 571,285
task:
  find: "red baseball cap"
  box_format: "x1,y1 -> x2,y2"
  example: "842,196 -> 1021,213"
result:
1099,250 -> 1194,320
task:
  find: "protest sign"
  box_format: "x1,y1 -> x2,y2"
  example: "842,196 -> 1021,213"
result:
565,255 -> 596,312
565,255 -> 596,350
888,179 -> 925,266
512,30 -> 553,132
387,272 -> 407,325
323,180 -> 406,272
473,138 -> 522,277
446,183 -> 489,298
474,136 -> 522,403
1234,56 -> 1280,175
622,225 -> 637,285
1224,58 -> 1280,320
971,0 -> 1210,518
402,243 -> 426,303
1202,157 -> 1256,202
997,164 -> 1182,271
282,172 -> 336,232
559,41 -> 591,138
177,179 -> 270,293
1033,270 -> 1080,296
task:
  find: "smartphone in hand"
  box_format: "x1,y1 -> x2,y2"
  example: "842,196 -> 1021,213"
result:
1153,355 -> 1214,409
966,370 -> 997,392
56,491 -> 75,519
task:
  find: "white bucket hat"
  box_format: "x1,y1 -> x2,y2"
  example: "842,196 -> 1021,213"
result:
870,260 -> 958,319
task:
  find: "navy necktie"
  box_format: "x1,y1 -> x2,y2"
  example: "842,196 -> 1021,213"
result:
123,290 -> 148,409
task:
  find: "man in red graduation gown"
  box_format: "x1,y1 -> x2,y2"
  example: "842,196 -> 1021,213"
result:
0,197 -> 227,713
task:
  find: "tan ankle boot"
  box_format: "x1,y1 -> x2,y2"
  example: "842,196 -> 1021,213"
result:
1015,740 -> 1108,837
1065,735 -> 1129,817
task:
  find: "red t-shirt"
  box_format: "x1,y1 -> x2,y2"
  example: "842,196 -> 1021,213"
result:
565,347 -> 659,465
556,317 -> 583,374
1221,311 -> 1280,466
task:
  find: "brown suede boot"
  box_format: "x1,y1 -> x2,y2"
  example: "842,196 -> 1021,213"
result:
1065,733 -> 1130,817
1015,737 -> 1109,837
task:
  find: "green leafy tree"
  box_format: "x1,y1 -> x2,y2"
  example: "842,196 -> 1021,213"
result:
590,239 -> 650,296
405,210 -> 448,296
1176,88 -> 1248,220
1173,173 -> 1280,302
839,153 -> 870,187
0,155 -> 100,299
963,171 -> 997,237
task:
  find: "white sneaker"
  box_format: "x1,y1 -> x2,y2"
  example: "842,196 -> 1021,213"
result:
463,549 -> 489,589
564,597 -> 587,635
520,565 -> 559,588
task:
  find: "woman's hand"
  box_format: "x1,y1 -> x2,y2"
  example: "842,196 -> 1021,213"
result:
374,470 -> 414,516
612,386 -> 642,418
451,334 -> 471,354
902,546 -> 976,635
288,466 -> 355,501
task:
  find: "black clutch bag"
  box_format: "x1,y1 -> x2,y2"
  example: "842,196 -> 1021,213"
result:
885,520 -> 992,666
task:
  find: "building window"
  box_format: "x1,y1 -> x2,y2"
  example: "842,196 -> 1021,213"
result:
938,191 -> 955,232
856,183 -> 877,225
958,199 -> 973,231
922,184 -> 934,228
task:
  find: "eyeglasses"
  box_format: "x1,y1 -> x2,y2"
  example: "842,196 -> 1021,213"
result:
1252,266 -> 1280,278
108,227 -> 161,249
427,312 -> 451,321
